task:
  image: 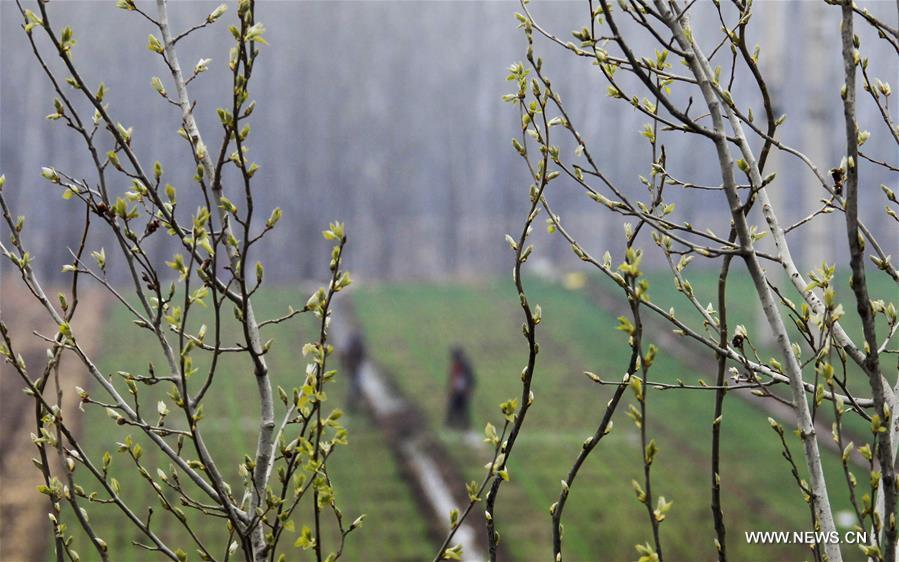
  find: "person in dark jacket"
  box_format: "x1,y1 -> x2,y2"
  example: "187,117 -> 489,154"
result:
342,332 -> 366,413
445,346 -> 476,430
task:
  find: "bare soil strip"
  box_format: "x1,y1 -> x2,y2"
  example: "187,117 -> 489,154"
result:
333,297 -> 492,562
0,278 -> 107,562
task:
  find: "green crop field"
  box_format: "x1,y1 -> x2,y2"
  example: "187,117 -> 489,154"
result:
52,275 -> 883,562
353,278 -> 868,562
638,265 -> 897,343
615,265 -> 897,440
61,289 -> 432,562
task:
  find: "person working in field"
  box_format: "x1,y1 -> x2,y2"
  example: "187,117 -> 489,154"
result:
445,346 -> 476,430
341,332 -> 366,413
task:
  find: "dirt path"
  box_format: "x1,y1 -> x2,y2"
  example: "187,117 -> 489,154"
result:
332,296 -> 489,562
0,278 -> 107,562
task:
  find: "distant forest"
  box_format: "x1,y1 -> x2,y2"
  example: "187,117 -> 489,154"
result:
2,1 -> 896,282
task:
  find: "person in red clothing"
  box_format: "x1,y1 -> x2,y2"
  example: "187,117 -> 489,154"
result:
445,346 -> 476,430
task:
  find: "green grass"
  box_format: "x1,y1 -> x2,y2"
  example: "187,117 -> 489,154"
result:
354,278 -> 870,562
61,288 -> 432,562
636,264 -> 896,347
602,265 -> 897,440
56,273 -> 888,561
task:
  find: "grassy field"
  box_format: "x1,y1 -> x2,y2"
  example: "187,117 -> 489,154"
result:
47,271 -> 888,561
63,288 -> 433,562
622,265 -> 897,439
637,264 -> 897,345
353,278 -> 869,562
